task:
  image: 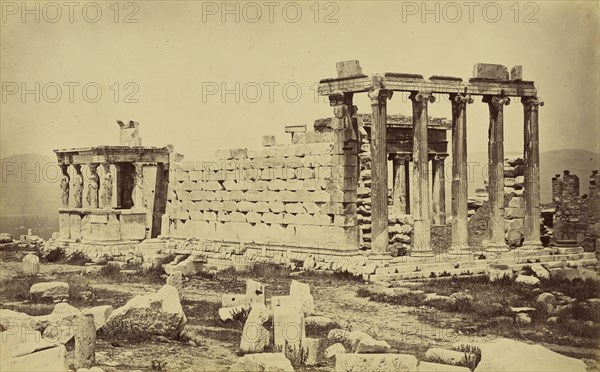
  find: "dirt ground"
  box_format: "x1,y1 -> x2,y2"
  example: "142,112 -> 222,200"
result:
1,259 -> 598,372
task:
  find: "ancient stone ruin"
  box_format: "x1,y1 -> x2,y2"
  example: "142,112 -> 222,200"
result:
47,61 -> 598,282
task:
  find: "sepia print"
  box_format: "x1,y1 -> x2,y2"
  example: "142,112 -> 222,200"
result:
1,1 -> 599,371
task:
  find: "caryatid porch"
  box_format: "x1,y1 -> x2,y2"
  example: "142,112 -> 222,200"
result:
318,61 -> 543,256
54,121 -> 172,242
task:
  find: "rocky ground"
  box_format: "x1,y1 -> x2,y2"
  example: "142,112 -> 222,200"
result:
1,241 -> 599,372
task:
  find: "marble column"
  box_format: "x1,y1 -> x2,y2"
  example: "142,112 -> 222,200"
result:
72,164 -> 83,208
522,96 -> 544,249
449,93 -> 473,255
132,163 -> 145,209
368,84 -> 393,253
410,91 -> 435,257
391,154 -> 410,216
432,154 -> 447,225
60,165 -> 70,208
86,163 -> 100,209
483,95 -> 510,252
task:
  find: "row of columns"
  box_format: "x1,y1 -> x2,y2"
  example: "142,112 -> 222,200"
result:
59,163 -> 145,210
390,154 -> 447,226
367,88 -> 544,255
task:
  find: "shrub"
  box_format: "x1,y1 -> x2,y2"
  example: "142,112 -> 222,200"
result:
453,344 -> 482,371
66,251 -> 90,266
44,247 -> 65,262
99,264 -> 122,281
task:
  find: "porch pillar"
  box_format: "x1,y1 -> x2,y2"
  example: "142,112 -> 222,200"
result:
483,95 -> 510,252
449,93 -> 473,255
410,91 -> 435,257
522,96 -> 544,249
368,82 -> 393,253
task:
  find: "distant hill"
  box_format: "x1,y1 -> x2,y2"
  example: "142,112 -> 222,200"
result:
0,149 -> 598,238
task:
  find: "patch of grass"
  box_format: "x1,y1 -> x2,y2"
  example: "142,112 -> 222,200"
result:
453,344 -> 482,372
539,276 -> 600,300
99,264 -> 123,281
0,276 -> 40,301
357,287 -> 427,307
136,265 -> 166,284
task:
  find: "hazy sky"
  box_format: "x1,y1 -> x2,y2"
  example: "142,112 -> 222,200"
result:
1,0 -> 599,160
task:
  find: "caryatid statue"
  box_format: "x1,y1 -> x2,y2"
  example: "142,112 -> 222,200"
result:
132,163 -> 145,208
100,164 -> 113,209
86,164 -> 100,208
60,165 -> 70,208
72,165 -> 84,208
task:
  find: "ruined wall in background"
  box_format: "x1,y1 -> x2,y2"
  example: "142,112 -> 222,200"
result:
163,124 -> 360,258
552,170 -> 600,252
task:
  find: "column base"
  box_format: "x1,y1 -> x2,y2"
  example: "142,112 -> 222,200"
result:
410,249 -> 435,258
484,242 -> 509,253
521,240 -> 544,250
448,244 -> 471,255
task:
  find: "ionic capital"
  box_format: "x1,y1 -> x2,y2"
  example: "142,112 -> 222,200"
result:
409,91 -> 435,105
483,95 -> 510,108
368,88 -> 393,105
522,96 -> 544,111
450,93 -> 473,109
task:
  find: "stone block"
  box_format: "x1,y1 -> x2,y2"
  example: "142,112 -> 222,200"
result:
510,65 -> 523,81
82,305 -> 113,331
23,254 -> 40,276
272,295 -> 305,349
120,213 -> 146,240
336,60 -> 363,78
425,348 -> 467,366
59,213 -> 70,239
0,345 -> 68,372
303,337 -> 322,366
230,353 -> 293,372
290,280 -> 315,315
473,63 -> 509,80
335,354 -> 418,372
240,302 -> 271,354
262,135 -> 276,147
325,343 -> 346,359
506,207 -> 526,218
246,279 -> 265,305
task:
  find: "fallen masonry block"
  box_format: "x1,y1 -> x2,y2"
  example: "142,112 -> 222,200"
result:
230,353 -> 294,372
424,348 -> 468,366
303,337 -> 322,366
240,302 -> 271,354
0,344 -> 68,372
452,337 -> 586,372
515,275 -> 540,285
325,343 -> 346,359
355,337 -> 391,353
30,281 -> 69,301
335,353 -> 418,372
40,302 -> 84,344
272,296 -> 305,350
290,280 -> 315,315
103,285 -> 187,340
246,279 -> 265,305
82,305 -> 113,331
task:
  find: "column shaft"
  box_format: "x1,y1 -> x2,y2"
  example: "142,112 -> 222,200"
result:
431,156 -> 446,225
392,155 -> 408,216
368,87 -> 392,253
450,94 -> 472,254
484,95 -> 510,252
523,96 -> 544,249
410,91 -> 435,257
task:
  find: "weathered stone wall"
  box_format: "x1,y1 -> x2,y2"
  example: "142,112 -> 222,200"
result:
552,170 -> 600,251
356,135 -> 413,255
504,157 -> 526,247
163,126 -> 360,256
